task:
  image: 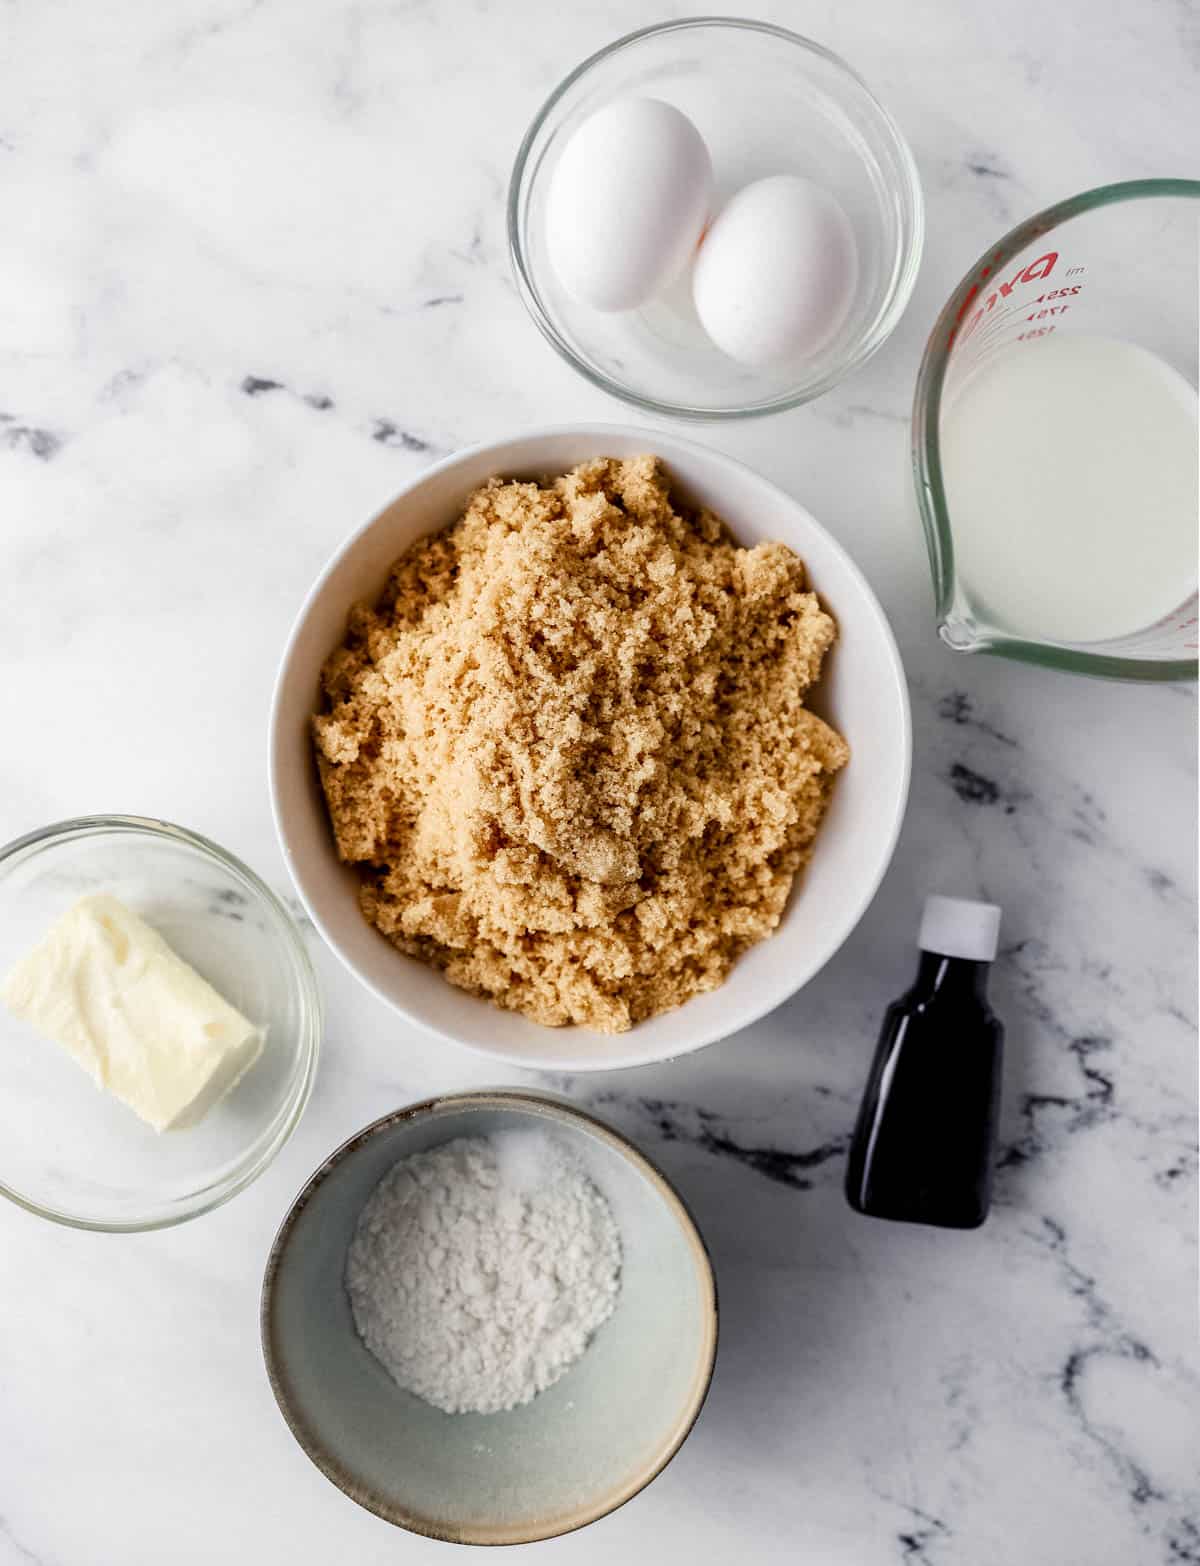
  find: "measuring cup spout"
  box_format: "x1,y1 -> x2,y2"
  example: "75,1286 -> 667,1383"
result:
938,618 -> 982,653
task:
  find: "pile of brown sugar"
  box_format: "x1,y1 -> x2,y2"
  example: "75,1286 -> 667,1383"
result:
313,456 -> 849,1033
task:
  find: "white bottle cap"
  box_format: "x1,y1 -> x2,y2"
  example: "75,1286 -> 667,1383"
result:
918,895 -> 1002,962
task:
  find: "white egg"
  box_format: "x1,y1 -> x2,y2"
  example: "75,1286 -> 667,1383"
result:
545,98 -> 713,313
692,175 -> 859,367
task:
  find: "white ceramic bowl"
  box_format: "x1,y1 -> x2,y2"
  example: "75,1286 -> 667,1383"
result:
270,426 -> 910,1070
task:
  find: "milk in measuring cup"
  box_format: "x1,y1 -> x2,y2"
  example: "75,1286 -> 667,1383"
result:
940,333 -> 1198,644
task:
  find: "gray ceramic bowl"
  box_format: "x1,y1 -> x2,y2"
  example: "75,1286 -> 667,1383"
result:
261,1091 -> 718,1545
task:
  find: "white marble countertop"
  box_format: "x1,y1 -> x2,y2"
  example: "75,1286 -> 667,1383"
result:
0,1 -> 1196,1561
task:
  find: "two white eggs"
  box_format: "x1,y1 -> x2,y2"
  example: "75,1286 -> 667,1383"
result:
545,97 -> 859,369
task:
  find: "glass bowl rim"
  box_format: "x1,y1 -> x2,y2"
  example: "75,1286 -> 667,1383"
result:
0,813 -> 322,1232
507,15 -> 926,421
911,176 -> 1200,682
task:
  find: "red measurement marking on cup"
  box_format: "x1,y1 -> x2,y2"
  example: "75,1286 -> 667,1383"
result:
949,251 -> 1060,349
946,262 -> 1095,390
1118,599 -> 1200,655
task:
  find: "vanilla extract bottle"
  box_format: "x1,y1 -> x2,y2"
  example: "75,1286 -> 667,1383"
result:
845,896 -> 1005,1230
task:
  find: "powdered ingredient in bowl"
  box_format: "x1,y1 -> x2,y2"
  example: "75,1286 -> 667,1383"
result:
345,1131 -> 620,1414
313,456 -> 848,1032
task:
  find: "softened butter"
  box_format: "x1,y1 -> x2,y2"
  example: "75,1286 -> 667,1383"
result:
1,894 -> 264,1132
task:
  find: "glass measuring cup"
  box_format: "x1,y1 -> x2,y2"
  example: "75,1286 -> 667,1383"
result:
913,179 -> 1199,680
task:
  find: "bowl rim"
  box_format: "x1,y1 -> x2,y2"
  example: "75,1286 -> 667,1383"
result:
270,422 -> 913,1071
260,1088 -> 719,1546
506,15 -> 926,420
0,813 -> 322,1232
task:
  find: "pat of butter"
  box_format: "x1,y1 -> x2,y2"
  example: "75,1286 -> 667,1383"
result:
1,894 -> 265,1132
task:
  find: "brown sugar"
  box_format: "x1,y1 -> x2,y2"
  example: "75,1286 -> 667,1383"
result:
313,456 -> 849,1033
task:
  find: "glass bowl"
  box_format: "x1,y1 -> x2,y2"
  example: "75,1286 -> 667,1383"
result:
0,816 -> 321,1231
508,17 -> 924,420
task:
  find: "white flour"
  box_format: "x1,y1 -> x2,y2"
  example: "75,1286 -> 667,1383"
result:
345,1130 -> 621,1415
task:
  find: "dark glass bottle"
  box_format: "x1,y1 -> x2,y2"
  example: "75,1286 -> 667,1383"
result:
845,897 -> 1005,1230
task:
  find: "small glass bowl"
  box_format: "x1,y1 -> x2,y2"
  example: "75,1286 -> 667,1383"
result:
0,816 -> 321,1231
508,17 -> 924,420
